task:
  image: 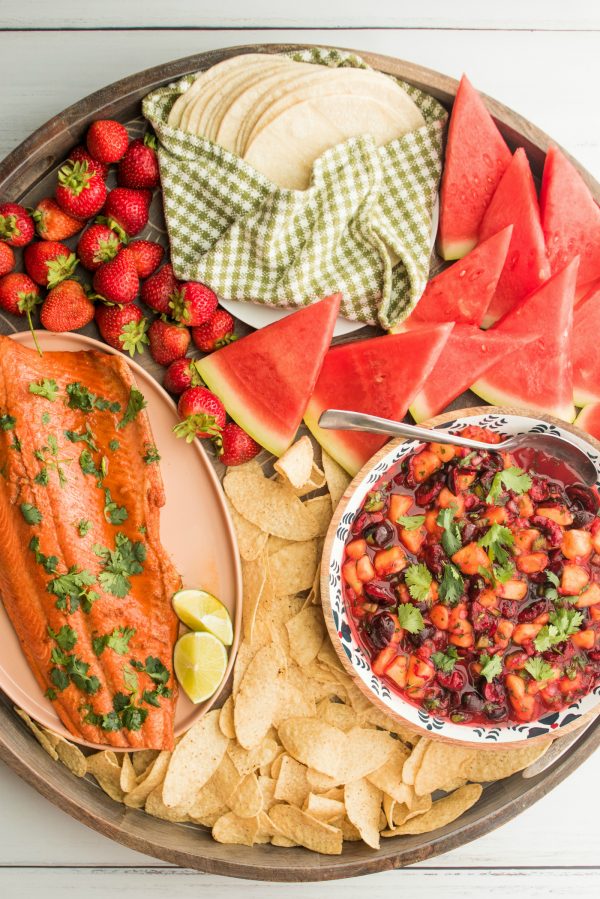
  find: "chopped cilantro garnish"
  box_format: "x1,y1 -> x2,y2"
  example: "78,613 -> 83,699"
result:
432,644 -> 459,674
437,506 -> 462,556
79,449 -> 100,477
47,567 -> 98,614
65,382 -> 120,414
524,657 -> 555,682
123,667 -> 139,695
94,532 -> 146,598
108,439 -> 120,452
478,523 -> 514,567
29,379 -> 59,402
76,519 -> 92,537
396,602 -> 425,634
130,655 -> 171,685
479,653 -> 503,683
11,433 -> 22,452
65,423 -> 98,452
547,571 -> 560,588
34,468 -> 49,486
397,514 -> 425,530
534,608 -> 584,652
35,436 -> 70,488
117,387 -> 147,430
143,443 -> 161,464
20,503 -> 42,525
29,536 -> 58,573
41,412 -> 51,425
92,626 -> 136,657
121,704 -> 148,732
50,668 -> 69,692
0,414 -> 16,431
103,487 -> 128,525
138,524 -> 147,535
47,624 -> 78,652
49,652 -> 100,695
438,562 -> 464,606
486,466 -> 532,504
404,563 -> 432,602
85,690 -> 149,733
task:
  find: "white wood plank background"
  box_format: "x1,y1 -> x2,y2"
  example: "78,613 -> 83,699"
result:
0,3 -> 599,896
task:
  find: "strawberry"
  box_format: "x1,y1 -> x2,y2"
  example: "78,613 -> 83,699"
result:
40,279 -> 94,332
141,263 -> 178,314
170,281 -> 218,326
0,203 -> 35,247
68,145 -> 109,180
95,303 -> 149,356
163,357 -> 204,395
0,272 -> 42,353
174,386 -> 226,441
148,319 -> 190,366
86,119 -> 129,164
100,187 -> 151,238
23,240 -> 78,288
55,160 -> 107,220
92,248 -> 139,304
127,239 -> 164,279
77,223 -> 121,271
192,308 -> 236,352
0,242 -> 15,277
32,198 -> 83,241
215,422 -> 261,466
117,135 -> 160,189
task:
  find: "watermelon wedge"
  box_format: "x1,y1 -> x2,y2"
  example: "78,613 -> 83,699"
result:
400,226 -> 513,328
437,74 -> 512,260
197,294 -> 340,456
409,324 -> 536,423
574,403 -> 600,442
479,148 -> 550,327
540,145 -> 600,293
573,284 -> 600,406
471,258 -> 578,423
304,323 -> 453,475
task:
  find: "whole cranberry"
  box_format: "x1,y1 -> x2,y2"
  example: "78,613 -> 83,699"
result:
485,704 -> 508,722
461,692 -> 484,714
517,599 -> 548,623
368,612 -> 396,649
363,582 -> 396,606
437,668 -> 466,692
482,680 -> 506,704
364,520 -> 395,548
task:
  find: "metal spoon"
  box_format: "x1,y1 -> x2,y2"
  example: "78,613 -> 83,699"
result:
318,409 -> 598,486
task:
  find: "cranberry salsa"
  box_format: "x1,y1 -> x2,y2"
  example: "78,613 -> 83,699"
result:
342,427 -> 600,726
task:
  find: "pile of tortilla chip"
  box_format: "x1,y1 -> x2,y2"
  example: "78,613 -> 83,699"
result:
15,438 -> 551,855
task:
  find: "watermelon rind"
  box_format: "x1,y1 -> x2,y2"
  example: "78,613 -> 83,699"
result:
304,399 -> 366,476
574,403 -> 600,441
470,377 -> 576,425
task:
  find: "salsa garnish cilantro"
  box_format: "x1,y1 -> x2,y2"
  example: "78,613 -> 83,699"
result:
342,427 -> 600,726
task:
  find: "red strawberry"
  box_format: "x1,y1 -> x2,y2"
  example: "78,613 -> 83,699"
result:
148,319 -> 190,366
95,303 -> 149,356
174,386 -> 226,441
170,281 -> 218,326
55,161 -> 107,220
69,145 -> 109,180
0,203 -> 35,247
192,308 -> 236,352
0,272 -> 42,352
0,242 -> 15,276
23,241 -> 78,288
40,279 -> 94,332
86,120 -> 129,164
127,239 -> 164,278
32,198 -> 83,241
92,248 -> 139,304
101,187 -> 151,238
117,135 -> 159,189
163,357 -> 204,395
215,422 -> 261,466
77,223 -> 121,271
141,263 -> 179,314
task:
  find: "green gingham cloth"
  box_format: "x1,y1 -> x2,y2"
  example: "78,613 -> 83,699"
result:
142,48 -> 447,329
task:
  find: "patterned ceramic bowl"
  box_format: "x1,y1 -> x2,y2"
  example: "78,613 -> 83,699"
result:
321,407 -> 600,746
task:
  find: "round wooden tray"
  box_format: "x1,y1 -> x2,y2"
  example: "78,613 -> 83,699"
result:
0,43 -> 599,882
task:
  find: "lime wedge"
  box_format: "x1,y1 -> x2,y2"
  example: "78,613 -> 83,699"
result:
172,589 -> 233,647
174,631 -> 228,704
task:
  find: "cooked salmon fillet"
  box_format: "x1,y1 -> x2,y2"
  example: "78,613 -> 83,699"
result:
0,336 -> 180,749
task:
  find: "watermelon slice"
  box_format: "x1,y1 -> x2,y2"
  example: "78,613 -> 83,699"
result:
540,145 -> 600,293
197,294 -> 340,456
400,226 -> 513,328
573,284 -> 600,406
479,148 -> 550,327
437,74 -> 512,260
471,258 -> 578,423
574,403 -> 600,442
304,323 -> 453,475
409,324 -> 536,423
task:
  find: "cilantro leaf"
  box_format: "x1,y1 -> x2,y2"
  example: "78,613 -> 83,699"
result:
108,439 -> 120,452
534,608 -> 584,652
47,624 -> 78,652
0,414 -> 16,431
65,424 -> 98,452
50,668 -> 69,692
396,602 -> 425,634
143,443 -> 161,464
93,626 -> 136,657
437,506 -> 462,556
431,645 -> 459,674
29,536 -> 58,573
478,523 -> 514,567
47,567 -> 97,614
94,532 -> 146,598
438,562 -> 464,606
117,387 -> 147,430
404,563 -> 432,602
479,653 -> 503,683
524,657 -> 555,682
121,705 -> 148,732
123,667 -> 139,695
546,571 -> 560,588
20,503 -> 42,525
34,468 -> 49,486
487,466 -> 532,504
29,379 -> 59,402
103,487 -> 128,525
76,519 -> 92,537
397,514 -> 425,530
65,382 -> 121,415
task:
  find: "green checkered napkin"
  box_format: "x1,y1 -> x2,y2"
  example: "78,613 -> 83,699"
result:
142,48 -> 447,329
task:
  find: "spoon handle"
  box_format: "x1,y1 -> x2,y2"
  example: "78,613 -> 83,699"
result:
318,409 -> 498,452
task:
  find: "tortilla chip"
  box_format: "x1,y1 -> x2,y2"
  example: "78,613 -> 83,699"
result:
212,811 -> 260,846
286,607 -> 325,668
359,706 -> 420,745
218,695 -> 236,740
258,775 -> 276,811
224,463 -> 320,540
462,743 -> 550,783
306,767 -> 340,792
162,710 -> 229,809
367,742 -> 411,802
344,778 -> 383,849
274,681 -> 316,726
414,741 -> 474,796
304,792 -> 345,822
124,750 -> 171,808
274,754 -> 310,806
145,786 -> 190,822
14,709 -> 59,761
226,497 -> 269,561
271,539 -> 319,595
322,450 -> 351,508
229,772 -> 263,818
188,769 -> 231,822
132,749 -> 159,777
316,698 -> 357,732
402,737 -> 429,785
234,644 -> 286,749
303,494 -> 333,536
273,436 -> 315,489
332,815 -> 362,841
228,736 -> 280,777
268,535 -> 293,555
382,784 -> 483,836
87,750 -> 124,802
269,804 -> 343,855
232,620 -> 271,696
119,753 -> 138,793
241,550 -> 269,642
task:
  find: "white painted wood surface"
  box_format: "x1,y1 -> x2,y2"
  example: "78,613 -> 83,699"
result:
1,4 -> 599,896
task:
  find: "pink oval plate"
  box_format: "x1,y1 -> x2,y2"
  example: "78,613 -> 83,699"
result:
0,331 -> 242,749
